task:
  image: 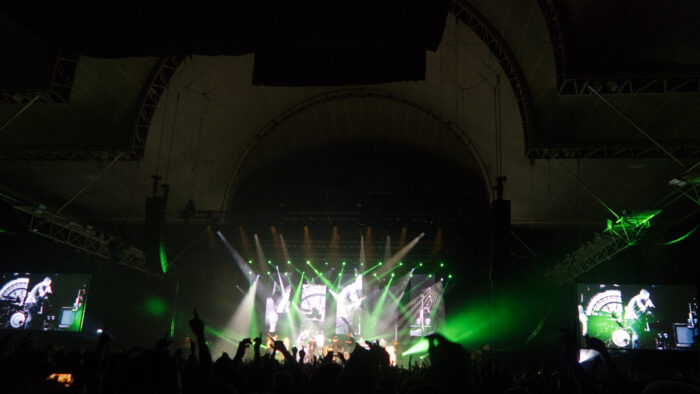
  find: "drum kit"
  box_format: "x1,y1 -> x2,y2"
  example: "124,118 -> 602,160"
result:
588,309 -> 658,349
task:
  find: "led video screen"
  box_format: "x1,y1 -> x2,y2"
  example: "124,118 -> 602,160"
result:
335,275 -> 363,335
0,273 -> 89,332
408,275 -> 444,337
578,284 -> 698,350
300,283 -> 327,323
265,279 -> 292,332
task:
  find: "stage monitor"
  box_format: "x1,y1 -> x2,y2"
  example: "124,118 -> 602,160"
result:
0,273 -> 89,332
577,283 -> 698,350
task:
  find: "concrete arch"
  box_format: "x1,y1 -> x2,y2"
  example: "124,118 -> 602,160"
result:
221,88 -> 495,215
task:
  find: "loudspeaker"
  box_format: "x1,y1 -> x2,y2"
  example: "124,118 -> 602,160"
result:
491,199 -> 511,282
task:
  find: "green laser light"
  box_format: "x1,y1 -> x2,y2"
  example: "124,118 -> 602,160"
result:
440,262 -> 444,267
248,260 -> 252,264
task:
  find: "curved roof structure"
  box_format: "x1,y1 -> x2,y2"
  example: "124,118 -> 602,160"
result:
1,0 -> 699,228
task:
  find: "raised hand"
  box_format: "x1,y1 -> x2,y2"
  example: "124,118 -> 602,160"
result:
156,332 -> 172,350
298,348 -> 306,364
188,309 -> 205,339
271,340 -> 284,351
584,335 -> 606,353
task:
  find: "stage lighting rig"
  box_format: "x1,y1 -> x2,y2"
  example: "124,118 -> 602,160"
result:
546,210 -> 661,286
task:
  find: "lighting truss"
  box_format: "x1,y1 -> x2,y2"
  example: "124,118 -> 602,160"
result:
117,246 -> 150,274
12,205 -> 149,274
546,210 -> 661,286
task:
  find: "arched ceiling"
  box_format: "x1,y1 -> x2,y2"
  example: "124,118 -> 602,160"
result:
0,1 -> 698,232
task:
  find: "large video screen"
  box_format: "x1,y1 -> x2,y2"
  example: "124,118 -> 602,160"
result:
0,273 -> 89,332
335,275 -> 363,335
408,275 -> 444,337
265,278 -> 292,333
578,284 -> 698,350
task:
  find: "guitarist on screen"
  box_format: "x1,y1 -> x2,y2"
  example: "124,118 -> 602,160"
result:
22,277 -> 52,329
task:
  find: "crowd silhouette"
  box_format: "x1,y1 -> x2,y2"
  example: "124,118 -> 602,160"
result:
0,310 -> 697,394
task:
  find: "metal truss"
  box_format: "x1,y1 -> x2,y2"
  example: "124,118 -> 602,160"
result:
0,148 -> 128,161
451,0 -> 534,151
537,0 -> 569,91
15,205 -> 110,258
0,56 -> 183,161
538,0 -> 700,96
117,246 -> 151,274
558,78 -> 700,96
236,210 -> 466,225
527,142 -> 700,160
11,204 -> 150,275
545,211 -> 659,286
546,231 -> 634,286
130,56 -> 185,159
0,52 -> 78,104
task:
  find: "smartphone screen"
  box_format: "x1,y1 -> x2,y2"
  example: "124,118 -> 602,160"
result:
47,373 -> 73,387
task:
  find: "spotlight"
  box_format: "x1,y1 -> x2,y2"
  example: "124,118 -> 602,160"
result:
267,271 -> 271,275
391,273 -> 395,277
440,262 -> 444,267
268,260 -> 271,264
287,260 -> 291,264
379,262 -> 383,265
373,273 -> 377,277
306,260 -> 311,265
342,261 -> 346,265
440,278 -> 444,282
96,328 -> 103,334
325,262 -> 329,266
399,262 -> 403,266
448,274 -> 453,279
360,262 -> 364,266
248,260 -> 252,264
248,271 -> 252,274
428,274 -> 432,278
419,262 -> 423,266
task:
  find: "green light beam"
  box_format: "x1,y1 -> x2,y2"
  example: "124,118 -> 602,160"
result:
663,223 -> 699,245
360,262 -> 382,276
306,260 -> 336,291
159,242 -> 169,274
402,338 -> 429,356
378,263 -> 402,279
292,272 -> 305,307
371,275 -> 394,323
